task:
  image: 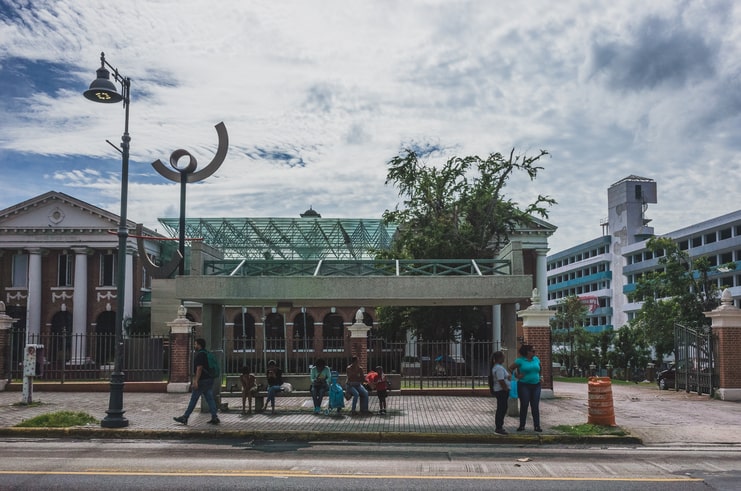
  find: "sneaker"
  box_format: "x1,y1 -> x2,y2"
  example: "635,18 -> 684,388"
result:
494,428 -> 507,435
314,407 -> 321,414
207,417 -> 220,425
534,426 -> 542,432
516,426 -> 525,432
173,416 -> 188,425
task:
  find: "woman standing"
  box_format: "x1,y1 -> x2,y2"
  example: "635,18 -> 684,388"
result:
510,344 -> 542,432
490,351 -> 510,435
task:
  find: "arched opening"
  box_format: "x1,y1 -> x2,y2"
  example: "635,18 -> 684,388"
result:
264,312 -> 285,352
95,311 -> 116,365
292,311 -> 315,352
322,313 -> 345,351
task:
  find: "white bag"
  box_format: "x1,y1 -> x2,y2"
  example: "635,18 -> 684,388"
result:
280,382 -> 293,393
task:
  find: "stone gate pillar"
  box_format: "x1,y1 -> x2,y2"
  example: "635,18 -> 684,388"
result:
167,305 -> 200,393
517,288 -> 554,399
0,301 -> 16,391
705,289 -> 741,401
347,309 -> 370,370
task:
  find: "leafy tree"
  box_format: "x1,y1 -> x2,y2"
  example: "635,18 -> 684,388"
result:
551,296 -> 588,376
629,237 -> 735,363
377,147 -> 554,341
608,325 -> 651,381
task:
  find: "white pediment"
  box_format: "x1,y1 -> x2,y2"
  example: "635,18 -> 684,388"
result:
0,192 -> 118,230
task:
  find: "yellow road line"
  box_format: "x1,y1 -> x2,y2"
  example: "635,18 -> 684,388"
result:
0,470 -> 704,482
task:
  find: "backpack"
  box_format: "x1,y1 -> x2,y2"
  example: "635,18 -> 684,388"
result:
201,349 -> 220,379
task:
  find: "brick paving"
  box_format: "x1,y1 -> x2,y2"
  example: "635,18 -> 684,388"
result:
0,381 -> 739,445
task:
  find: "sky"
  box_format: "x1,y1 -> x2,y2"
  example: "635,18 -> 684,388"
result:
1,0 -> 740,254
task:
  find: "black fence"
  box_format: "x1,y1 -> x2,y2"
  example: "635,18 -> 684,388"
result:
7,330 -> 168,382
219,338 -> 502,390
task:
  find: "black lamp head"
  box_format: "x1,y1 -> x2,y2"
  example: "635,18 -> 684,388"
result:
83,55 -> 123,103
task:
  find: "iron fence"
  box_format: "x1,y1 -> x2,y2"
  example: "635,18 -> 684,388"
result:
7,330 -> 168,382
674,323 -> 716,395
219,337 -> 502,390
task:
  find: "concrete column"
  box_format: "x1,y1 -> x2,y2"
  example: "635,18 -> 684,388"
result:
71,247 -> 89,363
535,249 -> 548,307
704,289 -> 741,401
124,247 -> 134,321
347,309 -> 370,370
492,304 -> 502,349
0,301 -> 16,390
518,288 -> 554,399
167,305 -> 200,393
26,249 -> 43,339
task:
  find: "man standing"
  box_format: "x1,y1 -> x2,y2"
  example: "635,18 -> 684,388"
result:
174,338 -> 220,425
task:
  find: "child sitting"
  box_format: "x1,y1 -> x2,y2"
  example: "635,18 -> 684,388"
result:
365,365 -> 390,415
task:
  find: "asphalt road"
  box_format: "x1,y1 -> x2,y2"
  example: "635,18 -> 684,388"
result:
0,438 -> 738,490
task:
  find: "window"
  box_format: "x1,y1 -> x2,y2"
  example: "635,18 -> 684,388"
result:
292,311 -> 315,351
100,253 -> 115,287
12,254 -> 28,288
58,254 -> 73,287
233,311 -> 255,351
678,240 -> 689,251
635,185 -> 642,200
264,312 -> 285,351
705,232 -> 717,244
323,313 -> 345,350
720,228 -> 732,240
720,252 -> 733,264
691,236 -> 702,248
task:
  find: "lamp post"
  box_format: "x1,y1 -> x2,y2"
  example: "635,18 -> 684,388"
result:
84,52 -> 131,428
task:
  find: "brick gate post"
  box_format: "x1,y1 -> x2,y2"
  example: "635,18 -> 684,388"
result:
167,305 -> 200,393
0,301 -> 15,391
347,309 -> 370,370
705,289 -> 741,401
518,288 -> 554,399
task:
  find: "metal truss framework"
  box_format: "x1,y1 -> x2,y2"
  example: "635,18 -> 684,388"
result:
157,217 -> 398,261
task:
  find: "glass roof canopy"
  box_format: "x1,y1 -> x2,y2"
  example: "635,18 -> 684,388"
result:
157,217 -> 398,261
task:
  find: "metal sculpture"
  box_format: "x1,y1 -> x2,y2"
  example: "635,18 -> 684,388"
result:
141,121 -> 229,277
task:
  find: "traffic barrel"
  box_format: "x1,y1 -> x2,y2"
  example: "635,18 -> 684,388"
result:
587,376 -> 616,426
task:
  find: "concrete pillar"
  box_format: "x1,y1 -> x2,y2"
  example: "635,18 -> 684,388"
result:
347,308 -> 370,370
0,301 -> 16,390
26,248 -> 42,339
124,247 -> 135,321
492,304 -> 502,349
704,289 -> 741,401
71,247 -> 88,363
535,249 -> 548,308
517,288 -> 554,399
167,305 -> 200,393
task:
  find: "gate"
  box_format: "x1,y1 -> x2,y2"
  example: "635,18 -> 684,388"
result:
674,323 -> 716,396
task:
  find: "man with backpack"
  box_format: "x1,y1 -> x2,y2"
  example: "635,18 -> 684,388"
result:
174,338 -> 220,425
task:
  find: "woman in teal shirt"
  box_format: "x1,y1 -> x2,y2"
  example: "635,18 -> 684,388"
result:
510,344 -> 542,432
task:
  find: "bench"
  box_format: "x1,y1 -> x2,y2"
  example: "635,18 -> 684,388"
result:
222,373 -> 401,413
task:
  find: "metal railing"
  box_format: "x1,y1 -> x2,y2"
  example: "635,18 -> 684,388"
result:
219,337 -> 502,390
7,330 -> 168,383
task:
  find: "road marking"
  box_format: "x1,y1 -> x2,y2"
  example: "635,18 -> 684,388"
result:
0,470 -> 704,482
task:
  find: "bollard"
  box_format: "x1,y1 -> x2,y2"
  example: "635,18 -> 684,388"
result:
587,376 -> 616,426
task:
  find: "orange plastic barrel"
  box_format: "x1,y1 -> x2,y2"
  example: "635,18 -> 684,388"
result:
587,376 -> 616,426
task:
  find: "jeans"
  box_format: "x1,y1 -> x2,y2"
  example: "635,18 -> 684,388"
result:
493,389 -> 509,429
311,383 -> 328,408
346,382 -> 368,412
267,385 -> 283,409
183,377 -> 217,419
518,382 -> 541,428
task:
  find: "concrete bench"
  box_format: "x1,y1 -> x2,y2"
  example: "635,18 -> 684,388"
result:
222,373 -> 401,413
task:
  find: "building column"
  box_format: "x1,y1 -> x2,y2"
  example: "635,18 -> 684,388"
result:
535,249 -> 549,307
705,289 -> 741,401
124,246 -> 135,321
492,304 -> 502,349
167,305 -> 200,393
0,301 -> 16,390
518,288 -> 554,399
26,248 -> 43,339
71,247 -> 89,363
347,309 -> 370,370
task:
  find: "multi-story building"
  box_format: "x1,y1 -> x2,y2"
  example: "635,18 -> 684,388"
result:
547,175 -> 741,333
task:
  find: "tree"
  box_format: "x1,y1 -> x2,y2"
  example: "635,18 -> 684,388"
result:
377,147 -> 554,341
629,236 -> 735,363
551,296 -> 588,376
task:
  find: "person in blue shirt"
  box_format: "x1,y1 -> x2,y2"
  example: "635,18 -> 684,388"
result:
510,344 -> 542,432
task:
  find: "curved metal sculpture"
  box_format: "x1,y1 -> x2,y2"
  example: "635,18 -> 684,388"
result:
140,121 -> 229,277
135,224 -> 182,279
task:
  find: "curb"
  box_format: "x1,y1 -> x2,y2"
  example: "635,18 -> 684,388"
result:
0,427 -> 643,445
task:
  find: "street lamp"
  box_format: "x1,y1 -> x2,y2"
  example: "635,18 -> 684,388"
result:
84,52 -> 131,428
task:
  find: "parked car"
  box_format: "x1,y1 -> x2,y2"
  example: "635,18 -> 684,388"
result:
657,366 -> 675,390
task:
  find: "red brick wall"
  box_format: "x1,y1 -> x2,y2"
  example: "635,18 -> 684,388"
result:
169,332 -> 192,384
523,325 -> 553,390
716,328 -> 741,388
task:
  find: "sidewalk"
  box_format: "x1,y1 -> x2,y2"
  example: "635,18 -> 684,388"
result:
0,381 -> 739,445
